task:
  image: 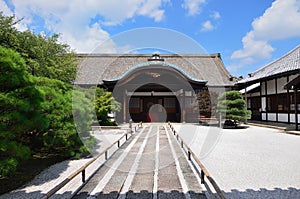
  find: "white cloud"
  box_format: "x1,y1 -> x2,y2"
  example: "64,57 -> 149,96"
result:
0,0 -> 12,16
138,0 -> 165,22
231,31 -> 274,61
211,11 -> 220,19
182,0 -> 206,16
232,0 -> 300,63
199,11 -> 220,32
251,0 -> 300,40
3,0 -> 167,53
201,20 -> 214,32
60,23 -> 114,53
0,0 -> 29,31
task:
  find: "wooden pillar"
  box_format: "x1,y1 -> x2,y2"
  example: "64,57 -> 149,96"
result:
265,80 -> 268,121
294,89 -> 297,129
123,91 -> 127,123
260,82 -> 262,121
275,78 -> 278,122
244,86 -> 248,123
182,91 -> 186,122
287,76 -> 290,124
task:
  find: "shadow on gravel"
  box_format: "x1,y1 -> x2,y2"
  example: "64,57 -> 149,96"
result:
197,121 -> 250,130
3,186 -> 300,199
0,130 -> 128,197
222,125 -> 250,129
204,183 -> 300,199
0,161 -> 72,199
0,155 -> 69,195
0,189 -> 76,199
73,189 -> 206,199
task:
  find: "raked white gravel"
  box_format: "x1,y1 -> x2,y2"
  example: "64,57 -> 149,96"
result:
0,129 -> 127,199
173,123 -> 300,199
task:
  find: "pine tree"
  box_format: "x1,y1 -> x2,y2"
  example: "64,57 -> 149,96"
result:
0,12 -> 77,83
0,46 -> 45,176
217,90 -> 251,127
94,87 -> 121,126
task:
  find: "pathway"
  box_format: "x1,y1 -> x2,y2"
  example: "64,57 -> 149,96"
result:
72,124 -> 206,199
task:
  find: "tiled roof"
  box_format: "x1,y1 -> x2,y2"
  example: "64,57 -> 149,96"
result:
75,53 -> 234,86
238,44 -> 300,84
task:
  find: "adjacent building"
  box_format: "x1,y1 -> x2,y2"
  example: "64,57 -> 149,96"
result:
237,44 -> 300,128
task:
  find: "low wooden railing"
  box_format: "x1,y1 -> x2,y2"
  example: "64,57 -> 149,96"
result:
168,122 -> 226,199
41,122 -> 143,199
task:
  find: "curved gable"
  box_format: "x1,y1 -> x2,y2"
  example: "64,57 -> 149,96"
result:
104,61 -> 207,84
75,54 -> 234,86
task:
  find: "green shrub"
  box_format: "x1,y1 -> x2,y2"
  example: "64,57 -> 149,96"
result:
0,158 -> 18,177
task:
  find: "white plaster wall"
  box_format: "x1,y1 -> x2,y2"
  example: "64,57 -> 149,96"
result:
261,97 -> 266,111
267,79 -> 276,94
278,113 -> 289,123
277,76 -> 288,94
290,114 -> 295,123
262,113 -> 266,120
261,82 -> 266,95
289,114 -> 300,123
268,113 -> 276,121
289,74 -> 298,82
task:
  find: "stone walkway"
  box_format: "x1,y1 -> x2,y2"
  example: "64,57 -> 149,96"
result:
73,124 -> 206,199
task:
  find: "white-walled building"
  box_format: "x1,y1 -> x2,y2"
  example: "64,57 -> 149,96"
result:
237,44 -> 300,129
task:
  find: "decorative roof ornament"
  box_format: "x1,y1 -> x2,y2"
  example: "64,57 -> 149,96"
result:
148,54 -> 164,62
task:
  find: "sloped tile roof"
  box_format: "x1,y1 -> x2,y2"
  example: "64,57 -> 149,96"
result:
238,44 -> 300,84
75,54 -> 234,86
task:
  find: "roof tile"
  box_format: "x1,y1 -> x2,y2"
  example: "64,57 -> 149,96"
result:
75,54 -> 234,86
239,44 -> 300,84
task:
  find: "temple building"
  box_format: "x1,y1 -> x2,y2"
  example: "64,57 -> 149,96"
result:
76,53 -> 234,123
237,44 -> 300,129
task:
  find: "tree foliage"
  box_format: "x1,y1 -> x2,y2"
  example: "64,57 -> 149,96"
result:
94,87 -> 121,126
0,46 -> 45,176
0,46 -> 95,177
0,12 -> 77,83
35,78 -> 95,157
0,13 -> 122,179
217,90 -> 251,124
0,13 -> 96,177
197,88 -> 219,117
0,14 -> 20,50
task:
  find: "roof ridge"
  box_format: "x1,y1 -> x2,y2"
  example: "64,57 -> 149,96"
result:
251,44 -> 300,76
214,53 -> 232,79
76,53 -> 221,58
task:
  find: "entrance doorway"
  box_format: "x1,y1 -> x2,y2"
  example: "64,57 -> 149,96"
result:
250,97 -> 261,120
129,96 -> 180,122
104,64 -> 206,123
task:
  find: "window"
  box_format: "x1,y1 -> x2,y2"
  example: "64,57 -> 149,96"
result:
277,94 -> 289,112
289,92 -> 300,111
266,93 -> 300,113
267,95 -> 277,112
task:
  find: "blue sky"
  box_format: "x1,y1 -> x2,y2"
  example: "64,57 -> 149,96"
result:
1,0 -> 300,77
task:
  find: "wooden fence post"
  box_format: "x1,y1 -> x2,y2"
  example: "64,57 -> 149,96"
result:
82,169 -> 86,183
